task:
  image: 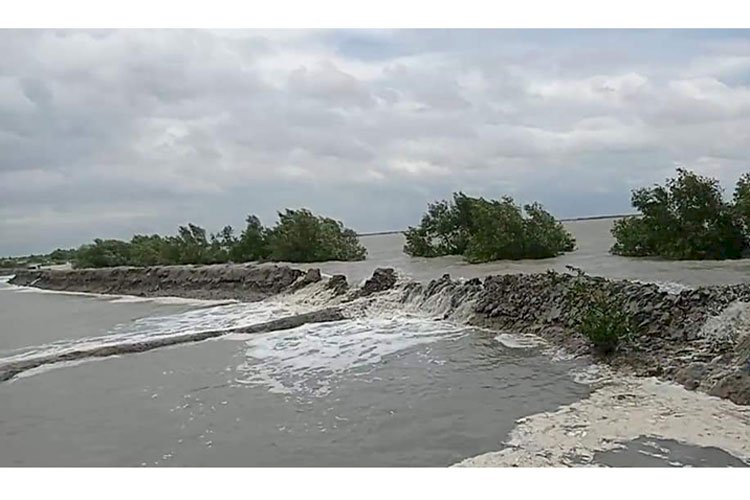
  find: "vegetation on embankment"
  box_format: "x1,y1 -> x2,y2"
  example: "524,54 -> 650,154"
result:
0,248 -> 76,270
403,192 -> 576,263
6,209 -> 367,269
565,268 -> 634,355
413,269 -> 750,405
611,168 -> 750,260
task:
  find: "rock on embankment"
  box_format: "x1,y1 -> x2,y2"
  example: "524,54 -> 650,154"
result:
8,264 -> 323,301
461,271 -> 750,405
378,269 -> 750,405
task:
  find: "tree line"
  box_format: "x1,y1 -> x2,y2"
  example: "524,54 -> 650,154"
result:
4,168 -> 750,269
72,209 -> 367,268
0,209 -> 366,270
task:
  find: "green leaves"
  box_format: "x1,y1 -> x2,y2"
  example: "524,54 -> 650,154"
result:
265,209 -> 367,262
71,210 -> 366,268
404,193 -> 576,263
75,238 -> 132,268
611,168 -> 750,260
566,268 -> 633,355
231,216 -> 268,262
578,297 -> 633,355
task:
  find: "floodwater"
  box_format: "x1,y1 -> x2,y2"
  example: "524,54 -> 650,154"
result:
317,219 -> 750,288
1,218 -> 749,467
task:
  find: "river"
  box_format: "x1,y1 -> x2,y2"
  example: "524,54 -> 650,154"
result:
1,219 -> 749,467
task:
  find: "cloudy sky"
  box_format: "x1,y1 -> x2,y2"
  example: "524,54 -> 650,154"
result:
2,29 -> 750,255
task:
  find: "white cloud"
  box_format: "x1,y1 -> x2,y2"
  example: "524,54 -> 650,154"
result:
2,29 -> 750,254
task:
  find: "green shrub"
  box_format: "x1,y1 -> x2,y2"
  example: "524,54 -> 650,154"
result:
75,239 -> 133,268
70,209 -> 365,268
231,216 -> 269,262
611,168 -> 749,260
129,234 -> 171,266
577,294 -> 633,355
566,268 -> 634,355
265,209 -> 366,262
404,192 -> 575,263
733,173 -> 750,233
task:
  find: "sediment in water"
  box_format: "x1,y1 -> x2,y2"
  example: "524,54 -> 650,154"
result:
0,308 -> 345,382
8,264 -> 750,404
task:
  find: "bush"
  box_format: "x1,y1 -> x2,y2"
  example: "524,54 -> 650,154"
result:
75,239 -> 133,268
129,234 -> 171,266
611,168 -> 749,260
265,209 -> 367,262
577,294 -> 633,355
566,268 -> 633,355
404,192 -> 575,263
733,173 -> 750,233
231,216 -> 269,262
70,209 -> 366,268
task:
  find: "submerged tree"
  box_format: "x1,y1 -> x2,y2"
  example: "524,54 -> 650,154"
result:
404,192 -> 575,263
611,168 -> 749,260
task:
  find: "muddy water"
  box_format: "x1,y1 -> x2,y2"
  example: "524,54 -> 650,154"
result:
1,218 -> 750,467
316,219 -> 750,287
0,280 -> 590,466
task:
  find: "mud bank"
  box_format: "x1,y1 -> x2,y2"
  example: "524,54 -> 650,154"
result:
8,264 -> 321,301
9,265 -> 750,404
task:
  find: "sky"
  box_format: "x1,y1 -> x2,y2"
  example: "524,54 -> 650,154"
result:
2,29 -> 750,255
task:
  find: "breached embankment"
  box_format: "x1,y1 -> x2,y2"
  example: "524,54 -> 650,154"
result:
401,271 -> 750,405
0,308 -> 344,382
7,265 -> 750,405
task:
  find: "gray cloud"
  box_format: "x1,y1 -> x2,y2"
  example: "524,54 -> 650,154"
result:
2,29 -> 750,255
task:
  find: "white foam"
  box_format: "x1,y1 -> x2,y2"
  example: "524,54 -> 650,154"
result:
0,300 -> 293,367
274,281 -> 337,309
234,316 -> 470,397
495,333 -> 546,349
633,279 -> 693,294
4,282 -> 236,307
10,286 -> 113,298
700,300 -> 750,346
105,295 -> 236,306
569,364 -> 612,385
455,375 -> 750,467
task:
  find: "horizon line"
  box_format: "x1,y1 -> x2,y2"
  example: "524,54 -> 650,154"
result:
356,213 -> 636,237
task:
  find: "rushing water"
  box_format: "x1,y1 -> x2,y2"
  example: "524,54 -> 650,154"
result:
1,219 -> 749,467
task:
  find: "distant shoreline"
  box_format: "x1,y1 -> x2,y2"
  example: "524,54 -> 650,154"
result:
560,213 -> 637,222
356,213 -> 635,237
